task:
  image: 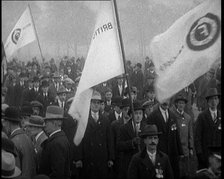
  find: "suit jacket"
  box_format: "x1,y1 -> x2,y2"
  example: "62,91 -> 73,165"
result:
147,106 -> 183,179
36,92 -> 54,115
5,84 -> 17,106
112,84 -> 124,98
127,148 -> 174,179
195,109 -> 221,161
74,112 -> 114,179
108,110 -> 122,124
117,119 -> 146,179
39,130 -> 71,179
10,128 -> 37,178
171,108 -> 194,156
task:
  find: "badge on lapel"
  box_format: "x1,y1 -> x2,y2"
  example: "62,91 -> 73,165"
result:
171,123 -> 177,131
155,163 -> 164,178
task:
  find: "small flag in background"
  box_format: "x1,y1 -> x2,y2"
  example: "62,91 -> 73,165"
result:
4,6 -> 36,59
69,1 -> 124,146
150,0 -> 221,103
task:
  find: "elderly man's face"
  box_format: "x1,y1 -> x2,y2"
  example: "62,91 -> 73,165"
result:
144,135 -> 159,152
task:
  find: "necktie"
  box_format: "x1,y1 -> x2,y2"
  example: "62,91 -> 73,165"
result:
93,113 -> 98,122
164,111 -> 168,122
213,112 -> 217,123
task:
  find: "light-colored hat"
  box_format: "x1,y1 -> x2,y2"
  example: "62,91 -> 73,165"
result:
57,85 -> 68,95
2,150 -> 21,178
44,105 -> 64,121
25,115 -> 45,128
91,91 -> 102,101
64,77 -> 75,84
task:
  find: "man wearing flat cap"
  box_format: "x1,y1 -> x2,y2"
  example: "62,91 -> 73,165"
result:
39,105 -> 71,179
74,90 -> 114,179
195,88 -> 221,170
117,101 -> 147,179
2,106 -> 36,178
127,124 -> 174,179
193,146 -> 221,179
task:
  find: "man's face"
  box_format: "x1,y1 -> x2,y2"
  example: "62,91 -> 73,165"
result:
44,120 -> 54,136
208,96 -> 219,110
100,102 -> 105,112
176,100 -> 186,112
105,92 -> 112,101
146,91 -> 155,99
117,78 -> 123,85
32,107 -> 40,115
160,99 -> 170,110
28,82 -> 33,88
26,126 -> 41,138
114,106 -> 122,114
58,93 -> 66,102
144,135 -> 159,152
34,82 -> 39,88
133,110 -> 143,123
42,86 -> 49,93
209,156 -> 221,176
90,100 -> 101,113
2,119 -> 10,135
122,106 -> 130,119
131,92 -> 137,101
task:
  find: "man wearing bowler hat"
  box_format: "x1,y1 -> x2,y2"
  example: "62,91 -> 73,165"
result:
73,90 -> 114,179
127,124 -> 174,179
39,105 -> 71,179
117,101 -> 147,179
25,115 -> 48,173
108,96 -> 123,124
2,106 -> 36,178
195,88 -> 221,170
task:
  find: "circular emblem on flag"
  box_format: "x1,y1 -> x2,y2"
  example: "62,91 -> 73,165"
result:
11,28 -> 22,45
186,13 -> 220,51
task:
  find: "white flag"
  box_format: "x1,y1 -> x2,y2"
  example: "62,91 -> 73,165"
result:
150,0 -> 221,103
4,6 -> 36,59
69,1 -> 124,146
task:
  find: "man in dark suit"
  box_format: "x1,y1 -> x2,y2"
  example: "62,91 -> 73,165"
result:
33,76 -> 41,100
36,80 -> 55,115
147,99 -> 183,179
22,78 -> 34,104
112,76 -> 125,98
39,105 -> 71,179
117,101 -> 146,179
104,87 -> 113,113
74,91 -> 114,179
127,125 -> 174,179
195,88 -> 221,170
5,75 -> 17,106
53,85 -> 68,111
108,96 -> 123,124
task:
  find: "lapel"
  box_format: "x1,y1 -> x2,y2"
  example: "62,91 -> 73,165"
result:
206,109 -> 216,126
126,120 -> 136,139
10,128 -> 25,139
141,149 -> 156,170
156,107 -> 167,133
46,130 -> 64,144
35,132 -> 48,149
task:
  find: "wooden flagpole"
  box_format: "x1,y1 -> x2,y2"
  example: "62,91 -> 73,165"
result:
112,0 -> 140,148
28,4 -> 45,63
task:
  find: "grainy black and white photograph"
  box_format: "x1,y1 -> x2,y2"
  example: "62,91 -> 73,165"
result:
1,0 -> 221,179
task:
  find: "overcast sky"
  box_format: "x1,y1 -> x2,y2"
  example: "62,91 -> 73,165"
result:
2,0 -> 205,63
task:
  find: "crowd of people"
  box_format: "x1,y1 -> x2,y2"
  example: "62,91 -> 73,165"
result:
1,55 -> 221,179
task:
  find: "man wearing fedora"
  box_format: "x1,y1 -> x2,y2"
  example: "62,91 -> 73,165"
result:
53,85 -> 69,110
111,98 -> 131,179
25,115 -> 48,173
127,124 -> 174,179
195,88 -> 221,170
147,99 -> 183,179
74,91 -> 114,179
171,94 -> 195,179
2,106 -> 37,178
39,105 -> 71,179
48,72 -> 63,99
117,101 -> 147,179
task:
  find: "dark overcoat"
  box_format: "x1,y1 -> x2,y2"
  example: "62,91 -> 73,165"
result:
39,130 -> 71,179
75,113 -> 114,179
147,106 -> 183,179
117,119 -> 146,179
127,148 -> 174,179
194,109 -> 221,168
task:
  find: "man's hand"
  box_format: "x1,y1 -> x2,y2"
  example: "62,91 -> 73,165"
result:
75,160 -> 83,168
108,160 -> 114,168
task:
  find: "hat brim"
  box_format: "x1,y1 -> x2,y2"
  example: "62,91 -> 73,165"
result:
2,166 -> 21,178
139,132 -> 162,138
205,94 -> 220,100
174,98 -> 188,103
25,122 -> 45,128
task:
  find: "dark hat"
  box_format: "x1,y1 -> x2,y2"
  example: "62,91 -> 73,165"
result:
57,85 -> 68,95
120,98 -> 130,109
139,124 -> 162,138
105,87 -> 112,93
31,101 -> 43,109
26,115 -> 45,128
136,63 -> 142,68
41,80 -> 49,87
4,107 -> 21,122
2,150 -> 21,178
205,88 -> 220,100
133,101 -> 144,111
44,105 -> 64,121
33,76 -> 39,82
112,96 -> 123,107
208,146 -> 221,160
2,138 -> 18,157
174,93 -> 188,103
20,106 -> 33,117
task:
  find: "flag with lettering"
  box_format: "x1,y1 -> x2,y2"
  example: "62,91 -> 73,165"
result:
69,1 -> 124,145
150,0 -> 221,103
4,6 -> 36,59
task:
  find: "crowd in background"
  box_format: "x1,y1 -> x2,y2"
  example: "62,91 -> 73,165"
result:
1,55 -> 221,179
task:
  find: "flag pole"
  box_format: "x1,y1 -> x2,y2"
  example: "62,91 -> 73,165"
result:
28,4 -> 45,63
112,0 -> 140,143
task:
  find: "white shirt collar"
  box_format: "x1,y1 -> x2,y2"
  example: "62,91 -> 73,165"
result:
35,131 -> 44,141
115,111 -> 122,120
91,111 -> 99,119
209,108 -> 217,114
147,150 -> 156,158
11,128 -> 21,136
49,129 -> 61,138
